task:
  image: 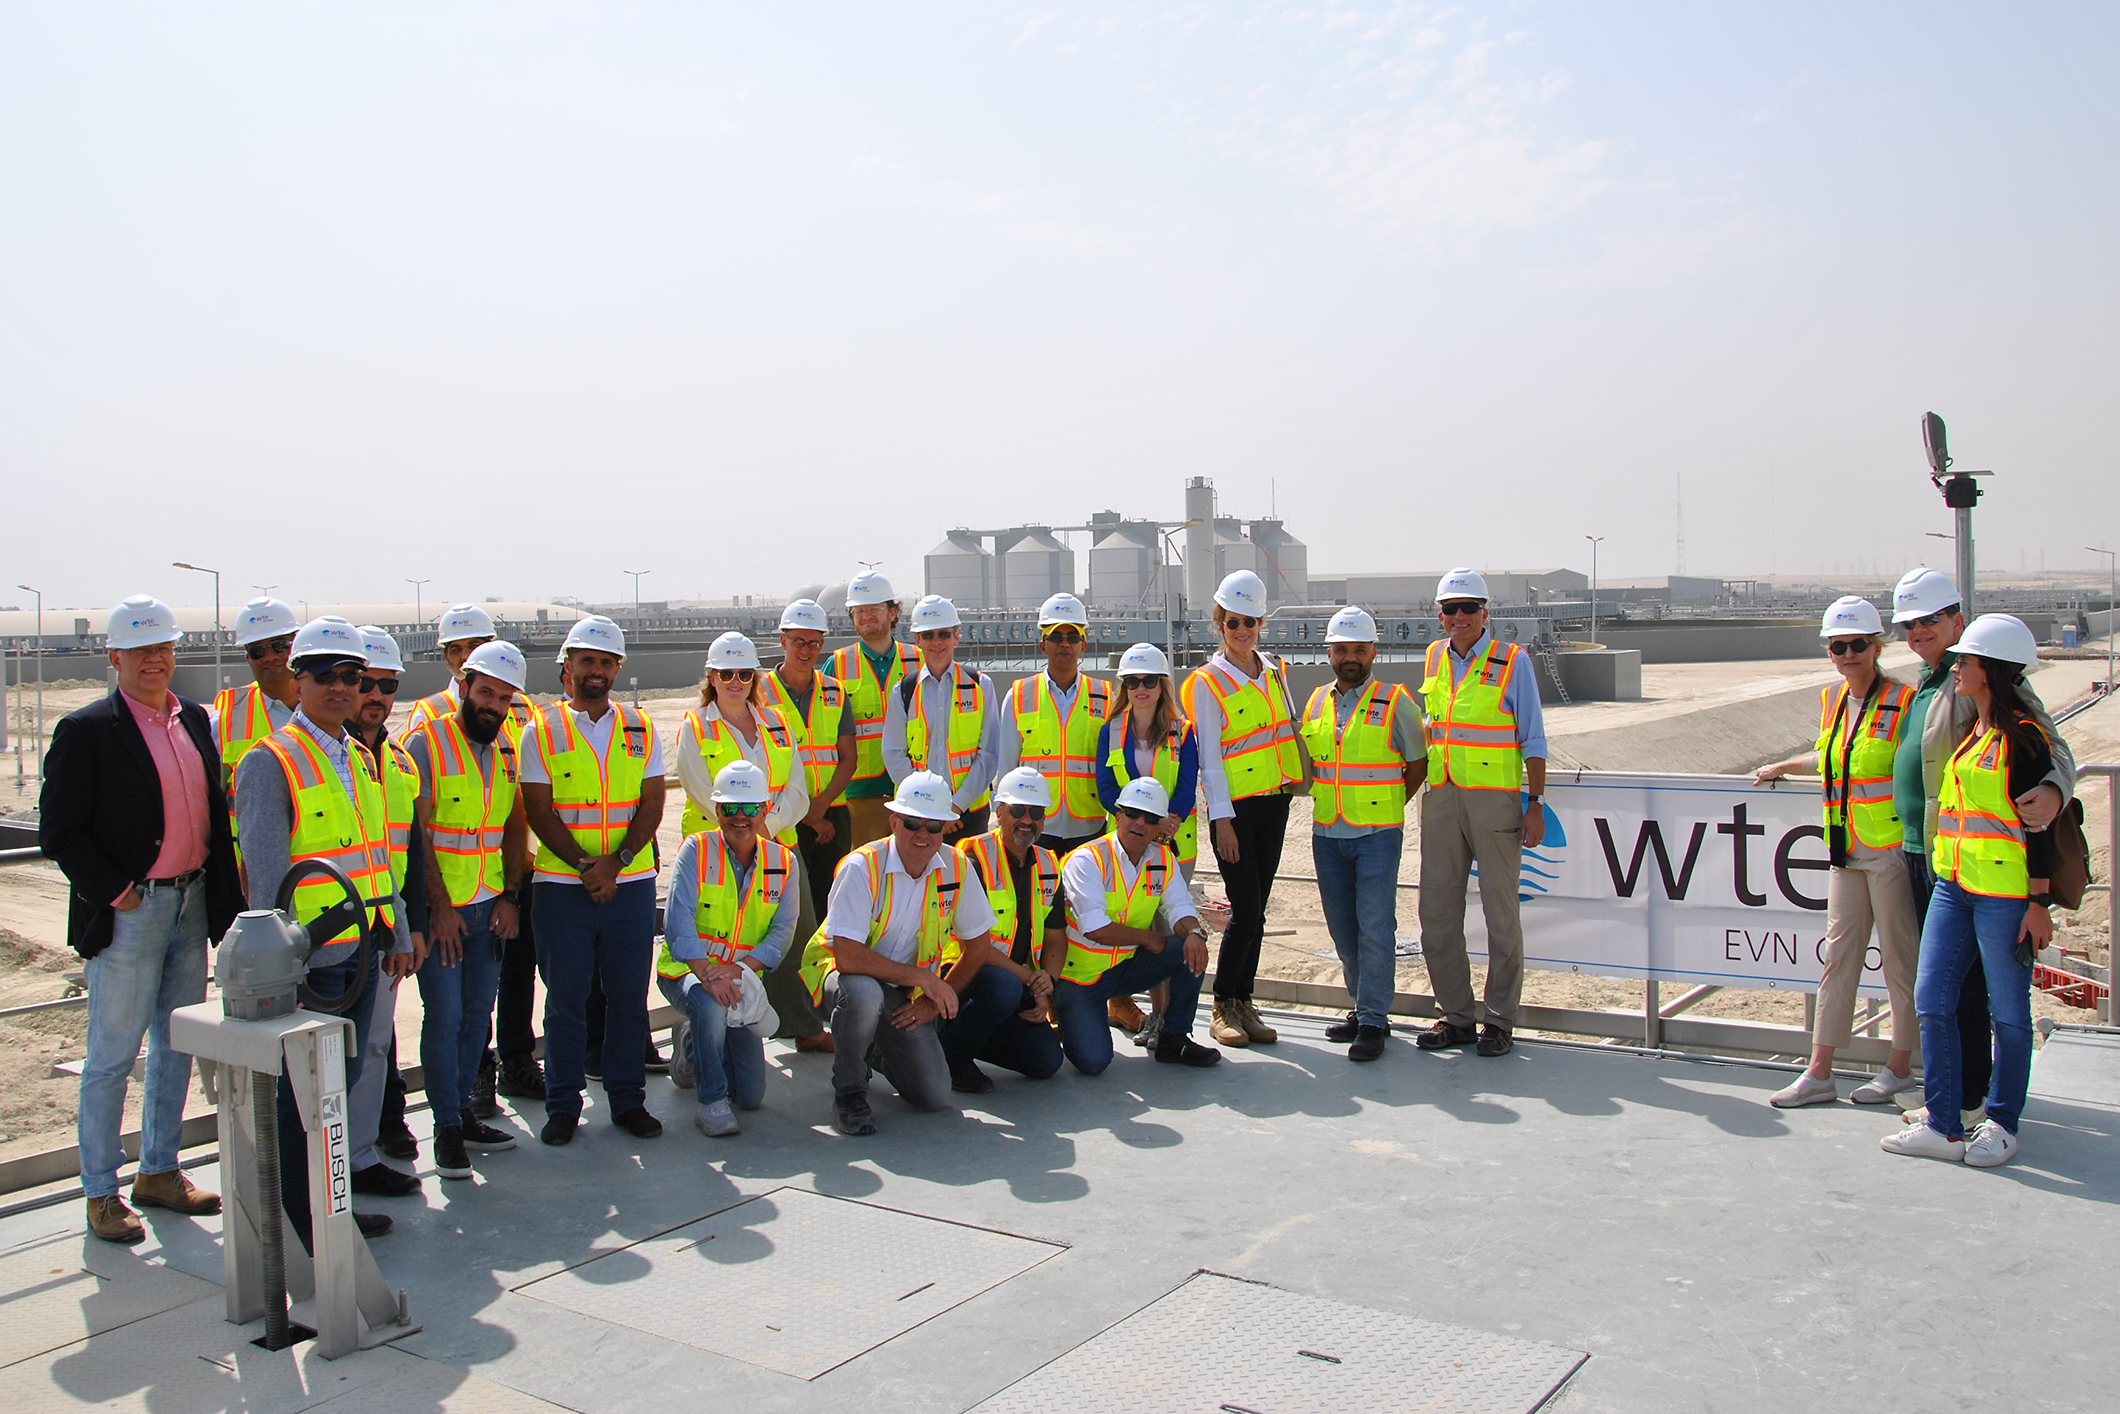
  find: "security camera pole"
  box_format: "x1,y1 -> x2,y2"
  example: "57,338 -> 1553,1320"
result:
1921,412 -> 1990,616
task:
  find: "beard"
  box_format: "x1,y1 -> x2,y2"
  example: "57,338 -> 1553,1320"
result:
1333,660 -> 1368,685
462,704 -> 506,743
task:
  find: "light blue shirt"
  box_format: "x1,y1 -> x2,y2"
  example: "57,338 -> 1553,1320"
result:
1441,631 -> 1548,762
292,708 -> 359,798
661,833 -> 799,970
881,661 -> 1003,811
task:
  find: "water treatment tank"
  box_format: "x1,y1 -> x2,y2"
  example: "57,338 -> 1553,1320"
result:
925,531 -> 993,609
1001,526 -> 1075,610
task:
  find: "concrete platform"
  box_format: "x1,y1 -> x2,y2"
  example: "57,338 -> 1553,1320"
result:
2,1015 -> 2115,1412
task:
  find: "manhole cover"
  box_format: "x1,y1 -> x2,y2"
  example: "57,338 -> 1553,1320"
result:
511,1187 -> 1063,1379
972,1271 -> 1586,1414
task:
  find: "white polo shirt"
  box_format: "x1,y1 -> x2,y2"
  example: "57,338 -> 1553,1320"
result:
1062,837 -> 1197,935
825,838 -> 995,966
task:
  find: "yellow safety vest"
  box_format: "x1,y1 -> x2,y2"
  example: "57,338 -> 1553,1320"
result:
528,702 -> 657,883
958,829 -> 1059,966
406,686 -> 533,738
355,734 -> 419,893
214,681 -> 285,862
1104,716 -> 1197,862
416,713 -> 519,906
1420,638 -> 1526,791
1181,657 -> 1302,801
903,664 -> 992,809
798,841 -> 966,1003
1815,679 -> 1913,851
1934,725 -> 2033,898
655,833 -> 795,978
827,641 -> 917,784
677,706 -> 798,844
1301,679 -> 1416,828
257,725 -> 396,945
1061,834 -> 1174,985
1008,673 -> 1113,821
761,670 -> 848,796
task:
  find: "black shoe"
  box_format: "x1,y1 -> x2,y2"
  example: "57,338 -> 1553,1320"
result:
461,1118 -> 518,1152
354,1211 -> 393,1238
948,1060 -> 995,1095
376,1130 -> 419,1162
541,1113 -> 579,1147
1154,1034 -> 1223,1068
1324,1011 -> 1361,1044
497,1056 -> 545,1099
833,1091 -> 878,1136
471,1052 -> 500,1120
1415,1021 -> 1479,1051
434,1125 -> 473,1180
350,1162 -> 421,1197
643,1042 -> 668,1074
1349,1025 -> 1388,1063
612,1107 -> 663,1138
1476,1024 -> 1514,1057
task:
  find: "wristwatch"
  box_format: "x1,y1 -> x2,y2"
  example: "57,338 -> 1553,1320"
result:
616,845 -> 638,870
2028,891 -> 2053,907
1525,795 -> 1543,806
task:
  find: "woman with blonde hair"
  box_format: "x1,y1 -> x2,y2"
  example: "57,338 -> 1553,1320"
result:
676,633 -> 806,845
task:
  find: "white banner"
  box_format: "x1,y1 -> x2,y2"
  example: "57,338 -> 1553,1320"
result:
1462,771 -> 1887,996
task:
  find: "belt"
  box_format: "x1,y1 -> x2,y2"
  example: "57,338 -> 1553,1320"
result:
143,868 -> 206,890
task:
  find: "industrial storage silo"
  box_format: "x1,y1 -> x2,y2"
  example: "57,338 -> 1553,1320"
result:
1212,518 -> 1260,586
1089,517 -> 1163,610
1250,519 -> 1309,605
925,531 -> 992,609
1001,526 -> 1075,609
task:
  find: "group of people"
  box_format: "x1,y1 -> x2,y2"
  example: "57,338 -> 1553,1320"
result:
40,555 -> 2058,1247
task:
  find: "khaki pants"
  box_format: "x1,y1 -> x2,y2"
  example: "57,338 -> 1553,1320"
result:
845,795 -> 893,849
1815,843 -> 1920,1054
1418,783 -> 1525,1030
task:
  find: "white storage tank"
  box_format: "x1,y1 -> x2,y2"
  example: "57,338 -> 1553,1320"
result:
1089,516 -> 1164,610
1001,526 -> 1075,609
1249,519 -> 1309,605
925,532 -> 993,609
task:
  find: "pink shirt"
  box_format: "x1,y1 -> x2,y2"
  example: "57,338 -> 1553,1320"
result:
121,689 -> 211,895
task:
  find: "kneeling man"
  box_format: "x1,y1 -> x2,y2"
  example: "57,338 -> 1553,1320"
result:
942,767 -> 1068,1093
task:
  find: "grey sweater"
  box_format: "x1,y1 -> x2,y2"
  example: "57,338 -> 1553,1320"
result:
234,742 -> 414,966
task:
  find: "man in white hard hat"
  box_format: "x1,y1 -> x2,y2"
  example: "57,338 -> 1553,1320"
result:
42,596 -> 241,1242
825,571 -> 918,849
883,595 -> 1002,842
997,592 -> 1114,855
407,640 -> 532,1179
519,615 -> 668,1147
1414,569 -> 1547,1058
1889,567 -> 2075,1127
1298,606 -> 1426,1062
941,766 -> 1068,1093
405,603 -> 533,735
234,617 -> 419,1245
799,771 -> 997,1135
210,595 -> 301,833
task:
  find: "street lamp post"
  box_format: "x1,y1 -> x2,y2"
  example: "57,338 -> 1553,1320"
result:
16,584 -> 42,776
1584,535 -> 1605,645
622,569 -> 651,615
406,579 -> 430,628
2090,545 -> 2117,695
173,560 -> 223,692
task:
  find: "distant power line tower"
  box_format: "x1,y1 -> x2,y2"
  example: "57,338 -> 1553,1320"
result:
1674,471 -> 1686,575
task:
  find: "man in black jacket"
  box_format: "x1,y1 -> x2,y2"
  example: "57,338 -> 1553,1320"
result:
40,595 -> 242,1243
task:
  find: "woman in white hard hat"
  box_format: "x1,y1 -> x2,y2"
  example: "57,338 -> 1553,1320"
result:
1753,596 -> 1922,1108
1180,571 -> 1308,1048
1881,614 -> 2062,1169
676,633 -> 808,846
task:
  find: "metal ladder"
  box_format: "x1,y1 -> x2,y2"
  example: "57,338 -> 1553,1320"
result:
1537,640 -> 1572,705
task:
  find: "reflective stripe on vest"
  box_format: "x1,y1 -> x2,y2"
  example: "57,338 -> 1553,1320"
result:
1815,679 -> 1912,851
407,686 -> 533,739
761,670 -> 847,796
828,642 -> 916,782
1300,679 -> 1413,828
798,841 -> 965,1002
904,665 -> 991,808
418,714 -> 519,906
655,834 -> 794,978
1009,674 -> 1114,820
1420,638 -> 1525,791
677,706 -> 797,845
358,735 -> 419,892
1180,658 -> 1302,801
529,702 -> 656,881
1061,834 -> 1171,985
1933,726 -> 2031,897
959,830 -> 1059,966
260,725 -> 395,944
1104,717 -> 1196,862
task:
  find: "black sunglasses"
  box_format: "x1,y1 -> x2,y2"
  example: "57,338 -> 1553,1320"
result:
714,668 -> 756,682
897,816 -> 950,835
358,676 -> 400,696
246,637 -> 293,660
1439,601 -> 1485,617
717,801 -> 766,818
306,667 -> 363,687
1120,675 -> 1161,692
1827,638 -> 1874,656
1001,803 -> 1046,819
1117,806 -> 1163,824
1043,630 -> 1084,645
1223,615 -> 1260,631
1907,610 -> 1954,628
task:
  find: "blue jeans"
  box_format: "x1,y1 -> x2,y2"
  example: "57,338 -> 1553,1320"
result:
534,878 -> 656,1118
1905,847 -> 1992,1110
939,966 -> 1063,1079
1915,879 -> 2035,1137
417,898 -> 503,1129
78,878 -> 211,1197
657,972 -> 768,1108
280,943 -> 381,1248
1314,829 -> 1403,1028
1051,944 -> 1202,1075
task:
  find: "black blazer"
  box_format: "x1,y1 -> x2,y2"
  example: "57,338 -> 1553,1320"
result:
39,689 -> 243,959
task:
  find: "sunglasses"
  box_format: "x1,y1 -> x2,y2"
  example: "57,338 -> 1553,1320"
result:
1827,638 -> 1874,656
1117,806 -> 1163,824
1043,630 -> 1085,645
246,637 -> 293,660
1439,601 -> 1485,617
1120,675 -> 1161,692
897,816 -> 951,835
713,668 -> 756,683
915,630 -> 955,642
716,801 -> 766,818
358,676 -> 400,696
1001,803 -> 1047,819
1907,610 -> 1953,628
306,667 -> 364,687
1223,616 -> 1260,631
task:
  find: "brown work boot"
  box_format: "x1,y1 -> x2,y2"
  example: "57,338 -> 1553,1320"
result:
87,1194 -> 144,1244
1107,994 -> 1146,1035
131,1169 -> 222,1216
1231,998 -> 1278,1044
1209,1001 -> 1250,1048
795,1032 -> 836,1053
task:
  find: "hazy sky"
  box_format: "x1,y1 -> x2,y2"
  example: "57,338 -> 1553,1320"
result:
5,3 -> 2116,611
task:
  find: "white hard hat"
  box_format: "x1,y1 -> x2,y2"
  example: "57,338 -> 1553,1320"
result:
779,598 -> 829,634
887,770 -> 959,822
357,626 -> 405,673
1435,568 -> 1489,603
1214,570 -> 1268,615
1958,614 -> 2040,667
1327,606 -> 1378,643
436,603 -> 496,644
463,640 -> 528,692
710,758 -> 771,805
1038,592 -> 1087,628
559,615 -> 626,660
1891,566 -> 1962,623
289,616 -> 369,668
845,571 -> 897,608
1819,596 -> 1884,639
992,766 -> 1054,811
909,595 -> 961,633
233,596 -> 299,646
1114,775 -> 1171,818
106,595 -> 180,650
1117,642 -> 1171,678
706,631 -> 760,672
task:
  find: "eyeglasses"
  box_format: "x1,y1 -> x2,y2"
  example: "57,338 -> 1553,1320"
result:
897,816 -> 950,835
245,637 -> 293,660
1043,629 -> 1085,645
1907,610 -> 1954,628
713,669 -> 756,683
358,676 -> 400,696
1223,616 -> 1259,631
915,630 -> 955,642
1120,675 -> 1161,692
1117,806 -> 1163,824
1001,803 -> 1047,819
306,667 -> 363,687
1827,638 -> 1874,656
1439,601 -> 1485,617
716,801 -> 766,818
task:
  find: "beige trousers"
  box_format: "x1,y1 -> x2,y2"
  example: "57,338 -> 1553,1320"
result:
1814,842 -> 1920,1053
1418,783 -> 1525,1030
845,796 -> 893,849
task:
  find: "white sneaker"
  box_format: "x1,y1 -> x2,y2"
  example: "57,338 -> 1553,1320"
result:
694,1101 -> 740,1138
1879,1123 -> 1966,1161
1964,1119 -> 2020,1168
1848,1068 -> 1918,1105
1769,1071 -> 1838,1108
